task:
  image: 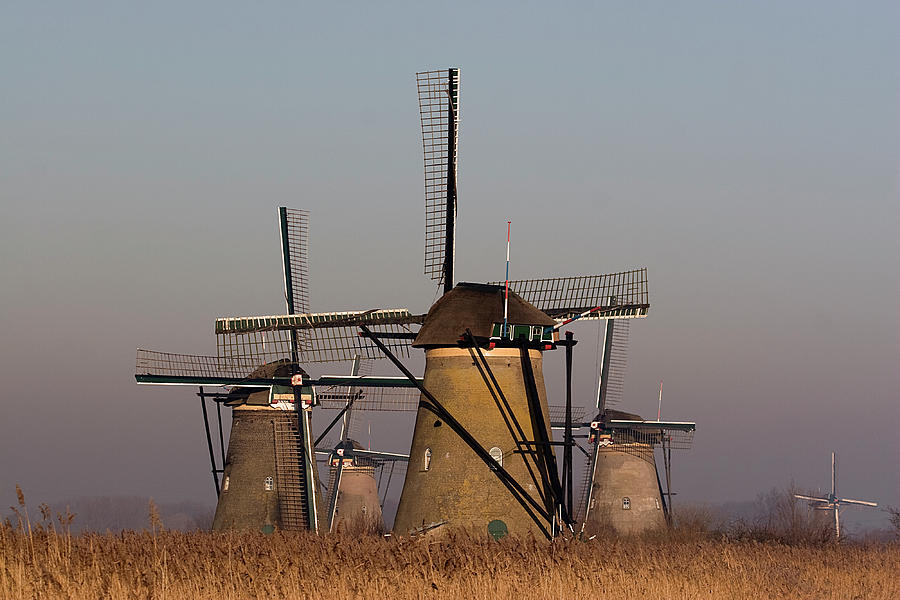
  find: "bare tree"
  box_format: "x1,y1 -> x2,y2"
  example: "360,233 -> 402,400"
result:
886,506 -> 900,538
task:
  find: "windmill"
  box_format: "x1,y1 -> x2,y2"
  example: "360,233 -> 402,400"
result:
137,67 -> 656,540
794,451 -> 878,540
135,207 -> 417,533
316,355 -> 410,534
568,319 -> 696,535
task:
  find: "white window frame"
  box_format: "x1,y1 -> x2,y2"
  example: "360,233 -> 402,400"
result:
489,446 -> 503,467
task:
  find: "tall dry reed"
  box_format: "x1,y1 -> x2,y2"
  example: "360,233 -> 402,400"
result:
2,490 -> 898,599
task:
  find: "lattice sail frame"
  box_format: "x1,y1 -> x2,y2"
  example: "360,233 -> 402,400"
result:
136,348 -> 421,412
280,207 -> 311,315
548,405 -> 587,425
136,348 -> 262,381
606,422 -> 695,450
604,320 -> 629,408
601,422 -> 696,465
215,309 -> 422,366
417,68 -> 460,285
315,385 -> 420,412
491,269 -> 649,321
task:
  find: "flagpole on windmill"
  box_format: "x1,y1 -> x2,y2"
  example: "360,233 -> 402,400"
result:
657,381 -> 663,421
504,221 -> 511,337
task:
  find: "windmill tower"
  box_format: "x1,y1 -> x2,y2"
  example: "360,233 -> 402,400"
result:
324,441 -> 384,534
318,356 -> 410,534
392,283 -> 561,537
210,363 -> 315,532
572,319 -> 695,536
795,452 -> 878,540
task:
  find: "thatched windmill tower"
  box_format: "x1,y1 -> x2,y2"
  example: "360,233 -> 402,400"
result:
581,409 -> 667,535
211,370 -> 315,532
319,356 -> 410,535
324,440 -> 385,534
577,321 -> 695,536
392,283 -> 559,537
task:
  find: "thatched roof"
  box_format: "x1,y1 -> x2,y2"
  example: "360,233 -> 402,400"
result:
604,408 -> 644,421
224,360 -> 310,406
413,282 -> 554,348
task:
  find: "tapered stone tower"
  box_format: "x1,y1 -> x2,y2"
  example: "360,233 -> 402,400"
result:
393,283 -> 558,538
325,440 -> 385,534
212,363 -> 319,532
581,409 -> 666,535
211,393 -> 282,532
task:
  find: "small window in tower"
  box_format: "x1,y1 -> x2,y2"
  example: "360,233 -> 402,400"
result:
223,476 -> 230,491
264,476 -> 274,491
424,447 -> 432,471
622,497 -> 631,510
361,505 -> 367,515
489,446 -> 503,468
655,498 -> 661,510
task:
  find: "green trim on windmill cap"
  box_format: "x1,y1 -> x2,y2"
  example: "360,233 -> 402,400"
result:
413,282 -> 554,347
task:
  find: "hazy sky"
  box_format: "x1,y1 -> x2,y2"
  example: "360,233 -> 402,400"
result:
2,2 -> 898,532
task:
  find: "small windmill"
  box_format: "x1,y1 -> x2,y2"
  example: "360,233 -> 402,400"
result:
794,452 -> 878,540
316,355 -> 410,533
553,317 -> 696,535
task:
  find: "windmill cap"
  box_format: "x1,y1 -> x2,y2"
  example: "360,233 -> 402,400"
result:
224,360 -> 310,406
337,439 -> 366,451
602,408 -> 645,421
413,282 -> 555,347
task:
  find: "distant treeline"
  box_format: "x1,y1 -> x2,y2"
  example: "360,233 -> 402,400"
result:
5,495 -> 213,533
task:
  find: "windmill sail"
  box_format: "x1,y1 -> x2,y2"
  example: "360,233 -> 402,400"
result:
279,207 -> 311,315
418,68 -> 460,292
599,320 -> 629,410
135,348 -> 422,400
215,309 -> 423,367
490,269 -> 649,322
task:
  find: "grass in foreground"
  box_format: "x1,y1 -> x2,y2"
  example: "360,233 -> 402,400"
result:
2,516 -> 899,600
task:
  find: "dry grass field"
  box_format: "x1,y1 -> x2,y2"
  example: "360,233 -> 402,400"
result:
3,522 -> 899,599
3,492 -> 899,599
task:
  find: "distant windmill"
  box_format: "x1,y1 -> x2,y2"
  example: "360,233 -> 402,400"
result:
317,355 -> 410,534
558,318 -> 696,536
794,452 -> 878,540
